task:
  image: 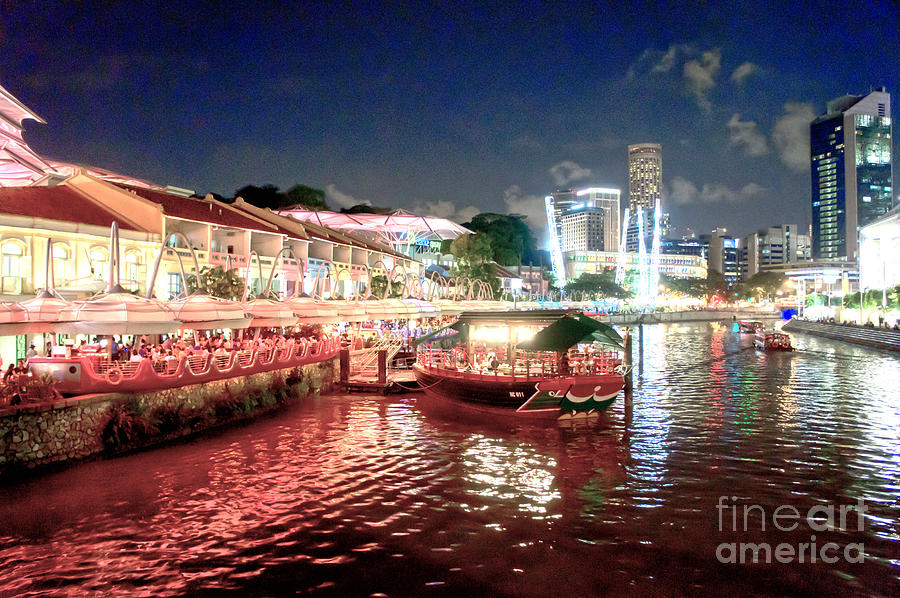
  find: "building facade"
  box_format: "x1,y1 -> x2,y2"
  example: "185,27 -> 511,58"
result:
627,143 -> 662,213
859,205 -> 900,291
810,88 -> 893,261
546,187 -> 621,284
700,227 -> 741,284
564,250 -> 706,281
739,225 -> 802,279
560,208 -> 605,252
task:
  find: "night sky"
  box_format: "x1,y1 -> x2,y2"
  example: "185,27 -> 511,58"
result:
2,2 -> 897,244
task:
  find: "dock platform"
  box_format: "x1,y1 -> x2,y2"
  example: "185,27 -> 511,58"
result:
343,370 -> 421,394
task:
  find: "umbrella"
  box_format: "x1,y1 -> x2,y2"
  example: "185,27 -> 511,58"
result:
167,293 -> 252,330
59,292 -> 182,335
244,297 -> 298,328
0,302 -> 30,336
516,313 -> 622,352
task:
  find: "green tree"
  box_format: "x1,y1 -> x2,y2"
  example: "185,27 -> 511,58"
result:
369,274 -> 405,298
186,265 -> 246,301
284,184 -> 328,210
462,213 -> 539,266
705,268 -> 730,301
738,271 -> 787,301
340,204 -> 393,215
566,271 -> 629,299
235,183 -> 329,211
450,233 -> 500,295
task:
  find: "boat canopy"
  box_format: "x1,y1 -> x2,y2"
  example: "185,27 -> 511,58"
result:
516,313 -> 623,352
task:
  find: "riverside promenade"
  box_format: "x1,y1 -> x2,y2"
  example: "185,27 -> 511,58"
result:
599,308 -> 778,326
784,319 -> 900,353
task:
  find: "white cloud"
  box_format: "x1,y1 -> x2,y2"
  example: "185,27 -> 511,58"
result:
627,43 -> 692,78
548,161 -> 592,187
773,102 -> 816,172
652,45 -> 681,73
410,199 -> 481,223
325,184 -> 369,209
727,113 -> 769,156
683,48 -> 721,110
730,62 -> 759,83
668,177 -> 700,205
667,176 -> 766,206
503,185 -> 548,240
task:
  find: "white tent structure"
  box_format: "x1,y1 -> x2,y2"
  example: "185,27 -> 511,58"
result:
277,208 -> 472,252
59,223 -> 181,336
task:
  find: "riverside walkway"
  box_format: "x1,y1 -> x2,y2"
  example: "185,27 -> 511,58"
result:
784,319 -> 900,353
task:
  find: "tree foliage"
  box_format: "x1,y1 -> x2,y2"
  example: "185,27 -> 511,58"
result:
369,274 -> 406,298
235,183 -> 328,211
737,271 -> 787,301
565,270 -> 630,299
462,213 -> 539,266
449,233 -> 500,295
186,265 -> 246,301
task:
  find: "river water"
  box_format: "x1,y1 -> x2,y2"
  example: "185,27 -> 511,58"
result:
0,322 -> 898,597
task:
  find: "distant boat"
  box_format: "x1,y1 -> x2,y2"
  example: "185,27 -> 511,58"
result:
739,320 -> 764,334
754,331 -> 793,352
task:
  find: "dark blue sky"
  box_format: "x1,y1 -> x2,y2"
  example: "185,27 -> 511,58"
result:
2,2 -> 897,244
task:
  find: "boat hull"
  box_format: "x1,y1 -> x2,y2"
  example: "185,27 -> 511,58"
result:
412,364 -> 624,417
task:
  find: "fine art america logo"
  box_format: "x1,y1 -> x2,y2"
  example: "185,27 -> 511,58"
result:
716,496 -> 866,564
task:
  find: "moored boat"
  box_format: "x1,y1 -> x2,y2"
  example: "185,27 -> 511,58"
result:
413,310 -> 627,419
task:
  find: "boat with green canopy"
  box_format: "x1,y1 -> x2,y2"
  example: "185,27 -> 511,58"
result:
413,310 -> 627,419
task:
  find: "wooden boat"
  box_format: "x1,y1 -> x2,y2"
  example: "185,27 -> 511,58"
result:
412,310 -> 626,419
739,320 -> 765,333
754,331 -> 793,351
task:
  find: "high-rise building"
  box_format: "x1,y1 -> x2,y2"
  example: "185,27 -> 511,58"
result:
739,224 -> 801,279
700,227 -> 740,284
560,208 -> 605,252
625,210 -> 670,252
810,88 -> 893,261
545,187 -> 621,284
575,187 -> 620,252
628,143 -> 662,213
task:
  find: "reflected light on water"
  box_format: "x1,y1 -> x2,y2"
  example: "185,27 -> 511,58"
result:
0,322 -> 897,596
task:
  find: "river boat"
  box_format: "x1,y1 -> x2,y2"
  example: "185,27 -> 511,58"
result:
739,320 -> 765,333
412,310 -> 627,419
754,331 -> 793,352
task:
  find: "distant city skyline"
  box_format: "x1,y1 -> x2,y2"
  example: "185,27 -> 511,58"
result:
1,2 -> 897,246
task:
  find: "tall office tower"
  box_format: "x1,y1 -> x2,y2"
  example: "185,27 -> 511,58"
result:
628,143 -> 662,213
810,87 -> 892,261
576,187 -> 620,251
739,225 -> 801,279
559,208 -> 605,252
545,187 -> 621,284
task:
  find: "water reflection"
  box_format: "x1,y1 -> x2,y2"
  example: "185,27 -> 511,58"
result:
0,322 -> 897,596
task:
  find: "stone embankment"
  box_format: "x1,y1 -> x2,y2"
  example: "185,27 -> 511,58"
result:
783,319 -> 900,353
0,358 -> 337,478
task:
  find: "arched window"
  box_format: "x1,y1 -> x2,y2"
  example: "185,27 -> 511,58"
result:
124,251 -> 143,288
1,240 -> 27,294
51,243 -> 74,284
89,247 -> 109,280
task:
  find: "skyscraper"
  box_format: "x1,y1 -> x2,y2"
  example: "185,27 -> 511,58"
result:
628,143 -> 662,213
810,88 -> 893,261
545,187 -> 621,285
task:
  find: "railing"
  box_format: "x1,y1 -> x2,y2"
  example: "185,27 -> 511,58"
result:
26,336 -> 342,395
349,333 -> 403,378
416,346 -> 622,380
